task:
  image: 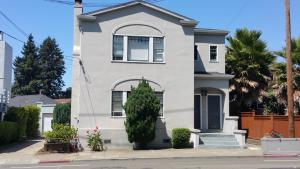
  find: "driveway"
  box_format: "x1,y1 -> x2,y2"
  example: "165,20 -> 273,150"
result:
0,140 -> 44,165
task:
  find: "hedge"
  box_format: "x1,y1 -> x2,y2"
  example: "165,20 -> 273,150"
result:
172,128 -> 191,149
0,121 -> 18,145
4,107 -> 29,140
25,105 -> 40,138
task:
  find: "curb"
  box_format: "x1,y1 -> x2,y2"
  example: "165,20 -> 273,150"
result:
263,153 -> 300,158
39,160 -> 72,164
70,155 -> 264,162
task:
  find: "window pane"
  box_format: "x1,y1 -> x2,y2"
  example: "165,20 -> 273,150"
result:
194,45 -> 198,60
210,46 -> 217,61
155,92 -> 163,116
128,36 -> 149,61
113,35 -> 124,60
153,37 -> 164,62
112,91 -> 123,116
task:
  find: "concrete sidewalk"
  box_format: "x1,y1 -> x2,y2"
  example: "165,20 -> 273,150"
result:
0,140 -> 263,165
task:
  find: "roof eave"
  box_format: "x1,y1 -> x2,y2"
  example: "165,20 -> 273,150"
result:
82,0 -> 196,23
194,74 -> 234,80
194,29 -> 229,36
78,15 -> 97,22
180,20 -> 198,27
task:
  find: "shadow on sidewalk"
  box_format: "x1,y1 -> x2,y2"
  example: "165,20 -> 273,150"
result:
0,140 -> 41,153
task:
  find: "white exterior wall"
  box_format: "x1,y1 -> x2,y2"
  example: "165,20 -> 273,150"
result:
37,103 -> 55,134
194,34 -> 226,73
0,41 -> 12,96
72,5 -> 195,147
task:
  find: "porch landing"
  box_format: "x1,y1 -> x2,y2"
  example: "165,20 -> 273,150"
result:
198,133 -> 241,149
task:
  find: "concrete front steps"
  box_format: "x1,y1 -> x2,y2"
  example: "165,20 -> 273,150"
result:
198,133 -> 241,149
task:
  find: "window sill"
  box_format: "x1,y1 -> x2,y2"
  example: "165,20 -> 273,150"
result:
111,116 -> 126,119
111,60 -> 166,64
209,61 -> 219,63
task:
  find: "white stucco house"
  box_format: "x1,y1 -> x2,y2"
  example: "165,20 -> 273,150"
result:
72,0 -> 246,148
9,95 -> 56,134
0,32 -> 12,120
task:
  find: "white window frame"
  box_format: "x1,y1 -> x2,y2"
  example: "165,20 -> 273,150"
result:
111,90 -> 164,118
111,91 -> 125,117
111,34 -> 165,64
209,45 -> 218,62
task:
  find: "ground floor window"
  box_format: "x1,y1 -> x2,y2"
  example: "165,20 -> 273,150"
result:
111,91 -> 123,116
111,91 -> 164,117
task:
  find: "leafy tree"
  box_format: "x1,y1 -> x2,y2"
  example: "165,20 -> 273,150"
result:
59,87 -> 72,99
124,80 -> 160,149
52,103 -> 71,124
12,34 -> 41,96
226,28 -> 275,115
38,37 -> 65,98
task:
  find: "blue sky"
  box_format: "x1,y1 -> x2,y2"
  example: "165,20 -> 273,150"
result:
1,0 -> 300,89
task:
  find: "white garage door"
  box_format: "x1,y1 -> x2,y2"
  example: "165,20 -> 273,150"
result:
42,113 -> 53,132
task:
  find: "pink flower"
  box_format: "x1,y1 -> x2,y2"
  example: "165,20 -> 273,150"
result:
96,126 -> 99,129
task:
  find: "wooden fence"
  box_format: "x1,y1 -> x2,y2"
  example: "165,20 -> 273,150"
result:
241,112 -> 300,139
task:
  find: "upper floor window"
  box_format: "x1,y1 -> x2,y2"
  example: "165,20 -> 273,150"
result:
209,45 -> 218,62
113,35 -> 124,60
112,35 -> 164,63
128,36 -> 149,61
153,37 -> 164,62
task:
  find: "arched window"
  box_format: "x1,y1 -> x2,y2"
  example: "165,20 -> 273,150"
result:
112,23 -> 165,63
111,78 -> 164,117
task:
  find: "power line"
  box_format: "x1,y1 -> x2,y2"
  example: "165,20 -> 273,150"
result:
0,10 -> 28,38
0,31 -> 25,44
225,0 -> 249,28
43,0 -> 165,7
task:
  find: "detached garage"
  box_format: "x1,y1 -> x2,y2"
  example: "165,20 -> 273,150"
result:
8,94 -> 56,134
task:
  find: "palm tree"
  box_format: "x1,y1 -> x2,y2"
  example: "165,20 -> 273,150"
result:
276,37 -> 300,66
226,28 -> 275,116
271,63 -> 300,112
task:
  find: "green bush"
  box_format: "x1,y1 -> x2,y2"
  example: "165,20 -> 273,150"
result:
52,103 -> 71,124
124,80 -> 160,148
172,128 -> 191,149
43,123 -> 77,143
25,105 -> 40,138
0,122 -> 18,145
4,107 -> 28,140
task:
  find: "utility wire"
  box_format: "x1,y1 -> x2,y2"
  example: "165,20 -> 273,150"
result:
0,10 -> 28,38
0,31 -> 25,43
43,0 -> 165,7
225,0 -> 249,28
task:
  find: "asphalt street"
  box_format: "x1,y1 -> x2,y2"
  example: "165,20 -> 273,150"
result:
1,157 -> 300,169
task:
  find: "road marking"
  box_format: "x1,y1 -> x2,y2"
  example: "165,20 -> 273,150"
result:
10,164 -> 90,169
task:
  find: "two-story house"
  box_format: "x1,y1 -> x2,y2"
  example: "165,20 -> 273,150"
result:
71,0 -> 246,148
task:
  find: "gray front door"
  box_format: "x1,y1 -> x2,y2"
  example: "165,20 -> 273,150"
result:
207,95 -> 221,129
